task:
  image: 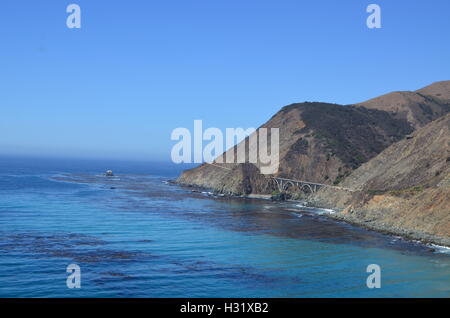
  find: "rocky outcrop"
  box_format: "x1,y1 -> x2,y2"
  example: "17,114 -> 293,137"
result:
177,163 -> 273,196
105,170 -> 114,177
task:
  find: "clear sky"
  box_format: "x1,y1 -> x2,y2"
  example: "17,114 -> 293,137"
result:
1,0 -> 449,161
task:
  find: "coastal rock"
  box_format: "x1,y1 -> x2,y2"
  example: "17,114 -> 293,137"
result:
271,192 -> 288,201
105,170 -> 114,177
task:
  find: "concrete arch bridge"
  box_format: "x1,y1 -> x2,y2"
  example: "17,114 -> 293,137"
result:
271,177 -> 354,194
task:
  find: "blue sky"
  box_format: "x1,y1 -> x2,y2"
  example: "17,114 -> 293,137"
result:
1,0 -> 449,161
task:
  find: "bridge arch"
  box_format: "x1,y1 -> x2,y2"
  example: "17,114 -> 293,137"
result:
300,183 -> 314,194
282,181 -> 296,192
270,177 -> 326,194
268,178 -> 280,192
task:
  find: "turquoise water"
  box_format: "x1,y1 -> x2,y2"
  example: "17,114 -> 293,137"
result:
0,157 -> 449,297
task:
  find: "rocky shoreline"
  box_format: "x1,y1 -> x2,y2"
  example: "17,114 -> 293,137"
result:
323,206 -> 450,248
173,180 -> 450,249
333,214 -> 450,249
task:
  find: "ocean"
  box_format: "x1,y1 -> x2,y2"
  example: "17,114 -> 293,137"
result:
0,156 -> 449,297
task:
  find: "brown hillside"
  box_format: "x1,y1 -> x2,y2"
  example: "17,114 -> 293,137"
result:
357,80 -> 450,129
178,81 -> 449,197
311,113 -> 450,244
178,102 -> 413,195
417,80 -> 450,100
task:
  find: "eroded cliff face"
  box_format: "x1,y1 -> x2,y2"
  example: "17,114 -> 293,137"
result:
177,163 -> 273,195
310,113 -> 450,244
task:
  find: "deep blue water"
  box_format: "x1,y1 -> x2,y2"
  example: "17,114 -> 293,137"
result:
0,156 -> 449,297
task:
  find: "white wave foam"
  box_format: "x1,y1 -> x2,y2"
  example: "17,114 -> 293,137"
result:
429,244 -> 450,254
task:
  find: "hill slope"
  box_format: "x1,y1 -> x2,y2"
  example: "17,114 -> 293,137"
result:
178,102 -> 413,195
357,80 -> 450,129
178,81 -> 450,198
311,113 -> 450,245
